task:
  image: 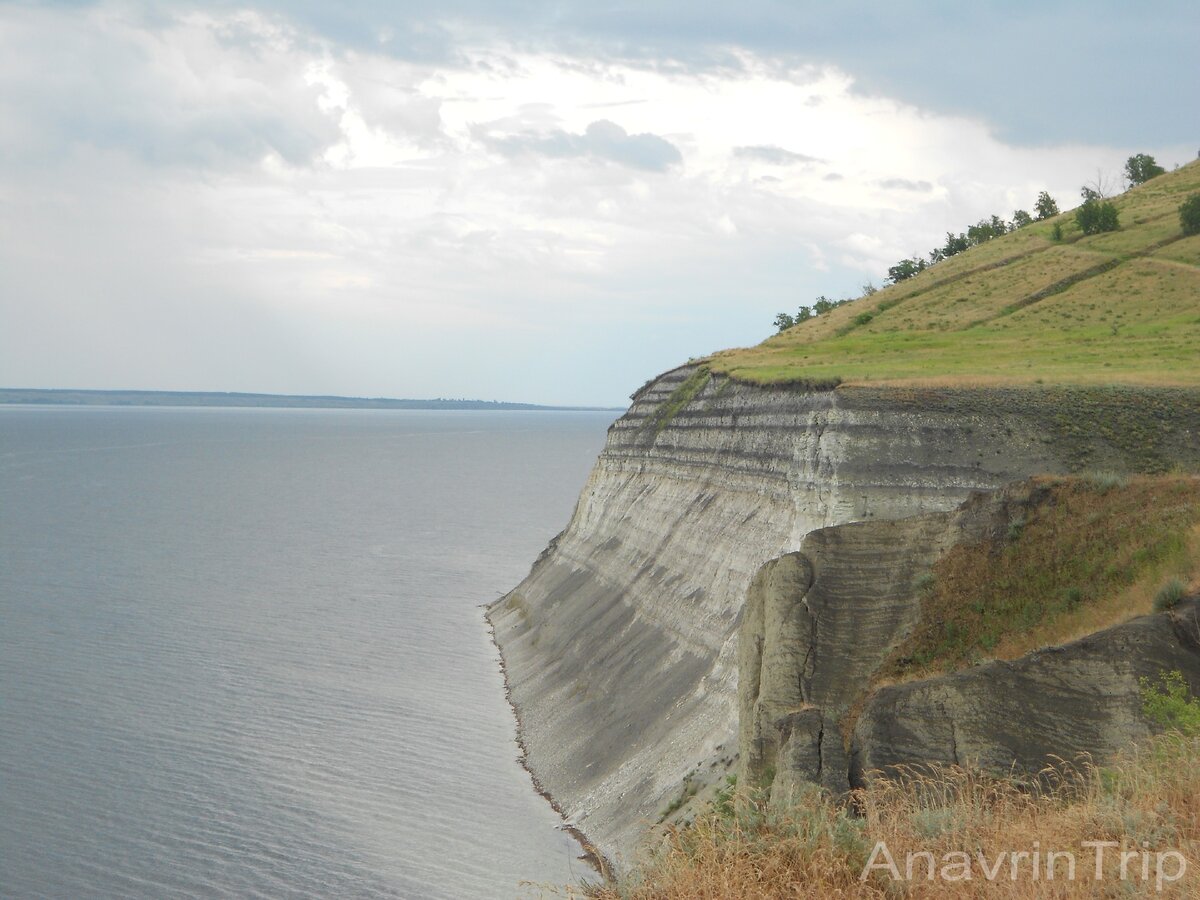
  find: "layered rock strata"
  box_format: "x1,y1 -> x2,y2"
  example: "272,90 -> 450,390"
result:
489,365 -> 1200,864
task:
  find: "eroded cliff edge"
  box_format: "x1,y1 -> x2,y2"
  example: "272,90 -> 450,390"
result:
488,364 -> 1200,864
739,481 -> 1200,804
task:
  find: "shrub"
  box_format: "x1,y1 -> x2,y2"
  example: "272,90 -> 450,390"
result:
1084,471 -> 1127,492
1153,577 -> 1187,612
853,312 -> 874,327
1140,669 -> 1200,734
1050,221 -> 1063,241
1180,193 -> 1200,236
1075,199 -> 1120,235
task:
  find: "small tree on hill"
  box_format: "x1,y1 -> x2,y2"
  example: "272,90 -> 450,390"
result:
1034,191 -> 1059,220
773,312 -> 795,332
942,232 -> 970,257
1180,194 -> 1200,236
1011,209 -> 1033,229
1125,153 -> 1166,186
886,258 -> 924,284
1075,198 -> 1120,235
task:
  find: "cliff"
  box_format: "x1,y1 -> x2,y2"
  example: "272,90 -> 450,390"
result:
739,478 -> 1200,803
488,368 -> 1200,864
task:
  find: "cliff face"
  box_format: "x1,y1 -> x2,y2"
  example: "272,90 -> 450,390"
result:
738,483 -> 1200,802
852,599 -> 1200,781
489,365 -> 1198,864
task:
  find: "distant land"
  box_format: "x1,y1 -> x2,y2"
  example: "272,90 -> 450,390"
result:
0,389 -> 622,412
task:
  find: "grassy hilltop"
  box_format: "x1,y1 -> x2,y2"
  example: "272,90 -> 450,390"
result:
710,160 -> 1200,388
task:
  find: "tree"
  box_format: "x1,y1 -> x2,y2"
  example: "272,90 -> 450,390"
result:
965,215 -> 1009,247
1081,169 -> 1119,200
942,232 -> 969,257
1180,194 -> 1200,236
773,312 -> 795,332
1125,153 -> 1166,186
1011,209 -> 1033,229
1075,198 -> 1120,235
795,305 -> 813,323
1034,191 -> 1059,220
886,258 -> 924,284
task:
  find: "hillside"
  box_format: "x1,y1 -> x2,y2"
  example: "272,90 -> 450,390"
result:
490,159 -> 1200,885
710,160 -> 1200,388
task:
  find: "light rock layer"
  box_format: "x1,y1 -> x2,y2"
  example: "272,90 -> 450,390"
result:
489,365 -> 1200,864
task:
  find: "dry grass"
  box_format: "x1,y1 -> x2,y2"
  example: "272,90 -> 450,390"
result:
572,732 -> 1200,898
880,476 -> 1200,681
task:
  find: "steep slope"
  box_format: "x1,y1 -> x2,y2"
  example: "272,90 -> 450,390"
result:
712,159 -> 1200,388
490,371 -> 1200,864
490,164 -> 1200,868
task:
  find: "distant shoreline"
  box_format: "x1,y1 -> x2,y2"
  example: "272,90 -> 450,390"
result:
0,388 -> 622,412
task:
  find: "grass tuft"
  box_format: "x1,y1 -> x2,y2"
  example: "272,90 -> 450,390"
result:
1154,577 -> 1188,612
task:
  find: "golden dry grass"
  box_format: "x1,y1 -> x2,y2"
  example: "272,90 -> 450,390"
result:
573,733 -> 1200,898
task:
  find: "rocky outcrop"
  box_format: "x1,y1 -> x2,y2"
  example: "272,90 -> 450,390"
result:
852,600 -> 1200,782
738,484 -> 1031,800
489,365 -> 1200,864
738,483 -> 1200,800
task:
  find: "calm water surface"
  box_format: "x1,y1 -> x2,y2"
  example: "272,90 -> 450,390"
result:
0,406 -> 614,898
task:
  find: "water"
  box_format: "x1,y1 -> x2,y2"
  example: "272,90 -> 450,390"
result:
0,406 -> 614,899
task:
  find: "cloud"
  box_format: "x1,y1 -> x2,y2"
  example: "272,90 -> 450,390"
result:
0,7 -> 343,169
165,0 -> 1200,146
0,3 -> 1171,406
733,145 -> 823,166
479,118 -> 682,172
878,177 -> 934,192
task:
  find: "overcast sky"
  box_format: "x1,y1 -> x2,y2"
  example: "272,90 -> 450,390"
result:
2,1 -> 1195,406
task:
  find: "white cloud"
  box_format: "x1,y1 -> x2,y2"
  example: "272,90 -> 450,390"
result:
0,4 -> 1152,405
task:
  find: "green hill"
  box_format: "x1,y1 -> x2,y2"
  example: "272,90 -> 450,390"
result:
710,160 -> 1200,388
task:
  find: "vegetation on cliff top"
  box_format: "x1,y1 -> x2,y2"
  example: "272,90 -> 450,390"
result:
709,160 -> 1200,388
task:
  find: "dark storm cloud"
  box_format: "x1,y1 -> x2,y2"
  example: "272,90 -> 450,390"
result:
481,119 -> 682,172
734,145 -> 824,166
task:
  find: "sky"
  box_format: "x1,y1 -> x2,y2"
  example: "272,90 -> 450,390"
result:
1,2 -> 1196,406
